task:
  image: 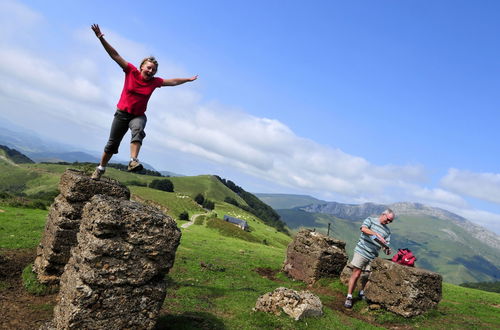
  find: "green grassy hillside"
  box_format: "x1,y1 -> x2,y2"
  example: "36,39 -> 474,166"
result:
0,158 -> 289,234
1,201 -> 499,329
0,161 -> 246,218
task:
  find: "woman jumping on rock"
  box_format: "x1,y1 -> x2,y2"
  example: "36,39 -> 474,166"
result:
90,24 -> 198,180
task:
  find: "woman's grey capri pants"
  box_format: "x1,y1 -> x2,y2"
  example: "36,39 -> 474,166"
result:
104,110 -> 147,154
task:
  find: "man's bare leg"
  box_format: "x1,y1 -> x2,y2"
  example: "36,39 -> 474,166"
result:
344,267 -> 362,308
347,267 -> 362,296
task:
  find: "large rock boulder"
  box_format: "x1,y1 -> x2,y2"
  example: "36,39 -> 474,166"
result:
50,194 -> 181,329
254,287 -> 323,321
33,169 -> 130,284
364,258 -> 442,317
283,229 -> 348,284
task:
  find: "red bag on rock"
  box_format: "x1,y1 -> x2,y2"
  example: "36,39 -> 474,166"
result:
391,248 -> 416,267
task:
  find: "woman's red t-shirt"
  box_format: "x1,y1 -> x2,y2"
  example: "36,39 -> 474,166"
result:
116,63 -> 163,116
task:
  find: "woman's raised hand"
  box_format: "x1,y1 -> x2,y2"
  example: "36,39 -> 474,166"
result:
91,24 -> 104,38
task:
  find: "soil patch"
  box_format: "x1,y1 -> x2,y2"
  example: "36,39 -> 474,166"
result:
0,248 -> 57,330
253,267 -> 280,281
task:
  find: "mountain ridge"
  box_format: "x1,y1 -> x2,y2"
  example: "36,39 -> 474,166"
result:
299,200 -> 499,251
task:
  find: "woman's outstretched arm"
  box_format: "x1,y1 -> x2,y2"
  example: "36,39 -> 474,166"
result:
162,75 -> 198,86
91,24 -> 128,70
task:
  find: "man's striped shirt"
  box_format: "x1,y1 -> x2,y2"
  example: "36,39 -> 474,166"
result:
354,217 -> 391,260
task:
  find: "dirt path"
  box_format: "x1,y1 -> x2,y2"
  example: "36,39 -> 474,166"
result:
0,249 -> 57,330
181,213 -> 205,229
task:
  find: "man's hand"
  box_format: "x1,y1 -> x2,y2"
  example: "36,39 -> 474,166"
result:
375,233 -> 388,245
91,24 -> 104,38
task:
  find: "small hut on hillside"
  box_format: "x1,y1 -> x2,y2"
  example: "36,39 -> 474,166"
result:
223,215 -> 249,231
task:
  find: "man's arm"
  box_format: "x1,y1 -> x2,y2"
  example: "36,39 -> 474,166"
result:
360,226 -> 392,255
91,24 -> 128,70
162,75 -> 198,86
360,226 -> 388,245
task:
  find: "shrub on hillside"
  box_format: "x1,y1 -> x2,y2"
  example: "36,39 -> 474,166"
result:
460,281 -> 500,293
194,194 -> 214,210
194,193 -> 205,205
149,179 -> 174,192
179,211 -> 189,221
224,197 -> 239,206
194,215 -> 206,225
125,180 -> 147,187
0,191 -> 13,199
202,200 -> 215,210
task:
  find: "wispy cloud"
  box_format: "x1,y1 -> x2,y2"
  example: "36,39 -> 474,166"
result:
410,186 -> 469,208
440,169 -> 500,205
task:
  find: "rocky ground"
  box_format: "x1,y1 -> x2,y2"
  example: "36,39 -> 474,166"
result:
0,249 -> 57,330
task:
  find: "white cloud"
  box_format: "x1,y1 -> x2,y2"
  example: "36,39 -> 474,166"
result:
410,186 -> 469,208
146,96 -> 427,198
0,48 -> 103,103
441,168 -> 500,204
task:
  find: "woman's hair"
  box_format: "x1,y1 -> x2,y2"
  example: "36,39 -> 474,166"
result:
139,56 -> 158,72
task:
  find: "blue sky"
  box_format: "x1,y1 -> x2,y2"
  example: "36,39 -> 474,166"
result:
1,0 -> 500,234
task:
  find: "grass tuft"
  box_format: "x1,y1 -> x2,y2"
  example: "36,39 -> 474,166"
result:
21,264 -> 57,296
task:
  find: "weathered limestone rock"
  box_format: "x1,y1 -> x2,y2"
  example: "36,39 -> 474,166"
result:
283,229 -> 348,283
51,194 -> 181,329
364,258 -> 442,317
254,287 -> 323,321
33,169 -> 130,284
340,263 -> 371,291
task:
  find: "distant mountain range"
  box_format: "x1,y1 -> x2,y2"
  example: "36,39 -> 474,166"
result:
0,118 -> 99,163
256,193 -> 500,284
0,118 -> 158,171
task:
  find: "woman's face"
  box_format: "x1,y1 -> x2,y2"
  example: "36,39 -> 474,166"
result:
140,61 -> 157,80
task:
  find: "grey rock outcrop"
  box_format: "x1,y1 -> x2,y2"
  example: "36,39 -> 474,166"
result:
356,258 -> 442,317
283,229 -> 348,284
50,194 -> 181,329
300,202 -> 386,221
254,287 -> 323,321
33,169 -> 130,284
